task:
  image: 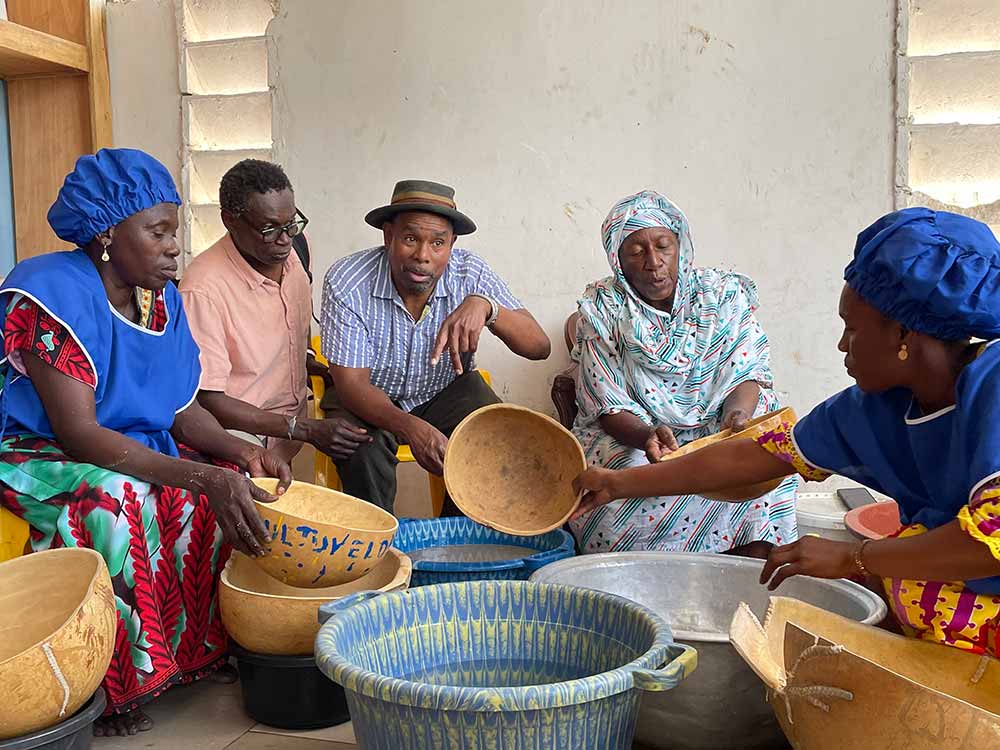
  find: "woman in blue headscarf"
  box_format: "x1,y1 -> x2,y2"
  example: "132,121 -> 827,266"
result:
0,149 -> 291,735
569,190 -> 798,555
575,207 -> 1000,658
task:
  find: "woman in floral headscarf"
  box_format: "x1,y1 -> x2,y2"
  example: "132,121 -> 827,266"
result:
569,190 -> 798,555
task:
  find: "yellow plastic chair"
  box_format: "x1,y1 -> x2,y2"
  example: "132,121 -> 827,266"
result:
309,336 -> 491,517
0,507 -> 30,562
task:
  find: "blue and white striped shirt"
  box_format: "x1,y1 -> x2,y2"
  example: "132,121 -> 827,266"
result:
320,246 -> 521,411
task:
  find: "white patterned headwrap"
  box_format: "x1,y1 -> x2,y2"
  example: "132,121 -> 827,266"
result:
574,190 -> 773,431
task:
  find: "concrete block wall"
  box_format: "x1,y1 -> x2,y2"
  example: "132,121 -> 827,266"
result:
185,37 -> 269,96
181,0 -> 276,43
908,0 -> 1000,55
179,0 -> 275,257
188,147 -> 273,204
901,0 -> 1000,233
185,93 -> 273,151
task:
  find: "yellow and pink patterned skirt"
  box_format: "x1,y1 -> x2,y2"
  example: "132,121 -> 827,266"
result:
884,523 -> 1000,657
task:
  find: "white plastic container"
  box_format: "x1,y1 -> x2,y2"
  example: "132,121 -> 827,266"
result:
796,492 -> 854,542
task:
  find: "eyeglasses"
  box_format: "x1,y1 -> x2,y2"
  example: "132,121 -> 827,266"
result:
239,209 -> 309,243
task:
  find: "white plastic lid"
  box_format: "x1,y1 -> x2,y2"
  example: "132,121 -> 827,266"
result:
796,492 -> 848,529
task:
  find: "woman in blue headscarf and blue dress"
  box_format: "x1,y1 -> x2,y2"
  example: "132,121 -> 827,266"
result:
569,190 -> 798,555
575,207 -> 1000,658
0,149 -> 291,735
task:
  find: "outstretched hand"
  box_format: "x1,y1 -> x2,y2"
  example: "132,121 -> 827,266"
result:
759,536 -> 859,590
571,467 -> 619,520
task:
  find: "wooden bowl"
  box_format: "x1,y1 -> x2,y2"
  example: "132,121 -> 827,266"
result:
660,407 -> 797,501
845,500 -> 901,541
0,548 -> 116,739
220,548 -> 412,656
444,404 -> 587,536
251,479 -> 398,588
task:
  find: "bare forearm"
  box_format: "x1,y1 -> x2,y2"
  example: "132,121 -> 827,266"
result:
60,423 -> 220,496
864,521 -> 1000,581
332,375 -> 422,441
490,308 -> 551,361
23,352 -> 227,493
171,401 -> 257,468
198,391 -> 292,441
722,381 -> 761,421
604,438 -> 794,501
600,412 -> 653,450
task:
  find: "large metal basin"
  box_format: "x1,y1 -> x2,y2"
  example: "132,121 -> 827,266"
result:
530,552 -> 886,750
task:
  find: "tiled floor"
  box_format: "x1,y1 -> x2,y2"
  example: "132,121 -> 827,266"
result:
95,679 -> 358,750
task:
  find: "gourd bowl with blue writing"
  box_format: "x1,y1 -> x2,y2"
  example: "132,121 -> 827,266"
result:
251,479 -> 398,588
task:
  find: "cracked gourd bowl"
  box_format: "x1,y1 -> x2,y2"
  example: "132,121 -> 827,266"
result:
731,597 -> 1000,750
659,407 -> 797,501
444,404 -> 587,535
0,549 -> 116,740
315,581 -> 697,750
219,548 -> 412,656
251,479 -> 398,588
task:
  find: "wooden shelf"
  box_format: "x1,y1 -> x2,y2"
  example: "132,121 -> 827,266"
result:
0,20 -> 90,79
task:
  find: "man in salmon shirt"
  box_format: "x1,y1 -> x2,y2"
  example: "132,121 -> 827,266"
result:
180,159 -> 370,463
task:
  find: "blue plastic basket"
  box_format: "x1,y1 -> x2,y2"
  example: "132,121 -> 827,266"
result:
315,582 -> 697,750
395,517 -> 575,586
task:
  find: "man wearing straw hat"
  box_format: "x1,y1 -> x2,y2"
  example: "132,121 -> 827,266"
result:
320,180 -> 550,514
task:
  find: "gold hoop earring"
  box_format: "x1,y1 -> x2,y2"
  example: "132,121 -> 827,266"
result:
100,241 -> 110,262
898,343 -> 909,361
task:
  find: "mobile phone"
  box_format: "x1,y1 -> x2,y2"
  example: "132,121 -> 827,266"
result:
837,487 -> 878,510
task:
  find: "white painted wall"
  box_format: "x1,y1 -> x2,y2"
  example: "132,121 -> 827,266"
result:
269,0 -> 896,418
103,0 -> 898,418
106,0 -> 182,190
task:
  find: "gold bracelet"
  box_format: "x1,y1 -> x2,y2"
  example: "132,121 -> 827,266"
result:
854,538 -> 873,577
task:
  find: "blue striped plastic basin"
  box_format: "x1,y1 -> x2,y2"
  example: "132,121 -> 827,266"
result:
315,581 -> 697,749
394,517 -> 574,587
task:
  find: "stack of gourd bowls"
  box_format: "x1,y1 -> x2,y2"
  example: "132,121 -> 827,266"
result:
220,478 -> 407,656
219,479 -> 407,730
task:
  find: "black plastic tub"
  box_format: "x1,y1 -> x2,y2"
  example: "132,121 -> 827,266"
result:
0,690 -> 105,750
232,646 -> 350,730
